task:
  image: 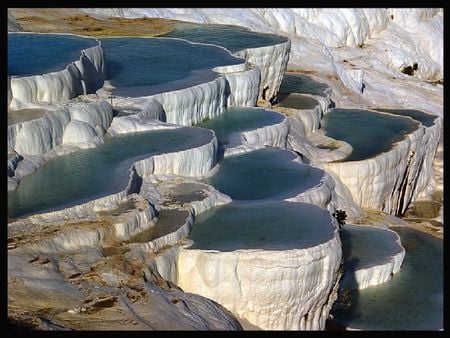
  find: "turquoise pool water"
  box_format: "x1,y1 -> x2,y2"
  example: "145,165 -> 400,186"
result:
332,227 -> 443,330
162,22 -> 287,53
321,109 -> 419,161
100,37 -> 243,97
340,224 -> 403,274
189,201 -> 335,251
8,127 -> 213,218
203,148 -> 324,201
278,73 -> 328,97
276,93 -> 319,110
197,107 -> 284,146
374,108 -> 437,128
8,33 -> 97,76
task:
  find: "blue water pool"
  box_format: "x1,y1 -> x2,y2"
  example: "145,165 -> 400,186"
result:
197,107 -> 284,146
8,33 -> 97,77
162,22 -> 287,53
278,73 -> 329,97
374,108 -> 437,127
340,224 -> 403,271
332,227 -> 443,330
276,93 -> 319,110
321,109 -> 419,162
8,127 -> 213,219
203,147 -> 324,201
100,37 -> 243,97
189,201 -> 335,251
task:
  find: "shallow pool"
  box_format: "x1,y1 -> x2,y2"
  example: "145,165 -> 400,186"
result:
321,109 -> 419,161
340,224 -> 403,271
8,127 -> 213,218
162,22 -> 287,53
373,108 -> 437,128
189,201 -> 335,251
8,33 -> 97,77
197,107 -> 284,146
278,73 -> 329,97
100,37 -> 243,97
203,147 -> 324,201
332,227 -> 443,330
276,93 -> 319,110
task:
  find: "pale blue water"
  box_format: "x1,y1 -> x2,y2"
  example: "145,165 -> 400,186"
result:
8,127 -> 213,219
278,73 -> 329,97
277,93 -> 319,110
340,224 -> 403,274
203,148 -> 324,201
333,227 -> 443,330
197,107 -> 284,146
373,108 -> 437,127
100,37 -> 243,97
321,109 -> 419,161
162,22 -> 287,53
189,201 -> 335,251
8,33 -> 97,76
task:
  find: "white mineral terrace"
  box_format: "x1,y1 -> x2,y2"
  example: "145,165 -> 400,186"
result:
6,9 -> 442,331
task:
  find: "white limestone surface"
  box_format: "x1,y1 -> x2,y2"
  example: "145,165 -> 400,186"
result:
177,224 -> 342,330
221,67 -> 260,108
233,40 -> 291,102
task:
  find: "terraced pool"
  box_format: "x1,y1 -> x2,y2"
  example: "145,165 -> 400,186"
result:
8,127 -> 214,218
332,227 -> 443,330
100,37 -> 243,97
162,22 -> 288,53
203,147 -> 324,201
197,107 -> 284,146
321,109 -> 419,161
8,33 -> 97,76
189,201 -> 335,251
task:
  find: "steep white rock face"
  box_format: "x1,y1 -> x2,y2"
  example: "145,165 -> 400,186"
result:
322,113 -> 442,215
62,120 -> 99,145
241,116 -> 289,150
113,77 -> 227,126
132,132 -> 218,178
221,68 -> 260,107
233,40 -> 290,102
223,112 -> 289,156
9,41 -> 105,109
177,224 -> 342,330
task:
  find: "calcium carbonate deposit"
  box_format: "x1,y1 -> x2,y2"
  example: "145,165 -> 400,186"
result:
7,8 -> 442,331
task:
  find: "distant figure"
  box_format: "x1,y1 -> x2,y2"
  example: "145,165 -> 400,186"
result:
361,83 -> 366,94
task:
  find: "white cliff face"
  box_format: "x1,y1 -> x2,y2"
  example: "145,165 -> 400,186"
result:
9,38 -> 105,109
221,68 -> 260,107
177,224 -> 342,330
